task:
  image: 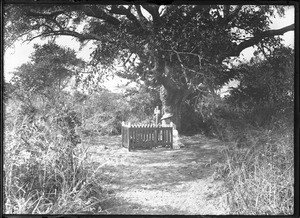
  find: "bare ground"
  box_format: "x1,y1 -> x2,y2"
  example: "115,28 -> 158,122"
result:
79,134 -> 230,215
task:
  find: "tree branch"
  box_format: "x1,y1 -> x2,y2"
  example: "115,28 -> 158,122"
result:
141,5 -> 160,22
51,17 -> 64,30
135,5 -> 148,25
170,48 -> 212,70
27,29 -> 113,43
109,5 -> 141,28
82,6 -> 121,26
173,51 -> 205,76
26,10 -> 65,18
223,5 -> 243,23
220,24 -> 295,62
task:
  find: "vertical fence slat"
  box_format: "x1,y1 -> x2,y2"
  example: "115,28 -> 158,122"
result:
170,128 -> 173,149
121,127 -> 123,144
121,123 -> 174,151
130,127 -> 133,150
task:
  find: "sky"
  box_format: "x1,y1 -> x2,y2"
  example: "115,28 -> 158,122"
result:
239,6 -> 294,61
3,6 -> 295,93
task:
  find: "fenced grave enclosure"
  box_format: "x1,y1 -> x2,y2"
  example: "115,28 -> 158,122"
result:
121,122 -> 173,151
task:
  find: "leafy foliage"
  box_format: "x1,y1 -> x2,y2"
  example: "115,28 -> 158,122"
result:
76,84 -> 160,136
226,46 -> 294,128
193,46 -> 294,139
4,5 -> 293,92
9,42 -> 84,99
3,42 -> 105,214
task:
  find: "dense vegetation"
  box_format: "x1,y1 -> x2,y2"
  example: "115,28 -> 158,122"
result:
4,89 -> 161,213
4,4 -> 294,215
206,46 -> 294,215
4,43 -> 294,215
4,42 -> 161,213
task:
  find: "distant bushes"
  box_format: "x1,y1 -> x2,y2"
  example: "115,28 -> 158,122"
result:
76,86 -> 160,137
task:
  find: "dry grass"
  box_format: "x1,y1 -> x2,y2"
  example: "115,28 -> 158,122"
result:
3,111 -> 108,214
6,102 -> 293,215
216,127 -> 294,215
5,112 -> 293,215
6,117 -> 228,215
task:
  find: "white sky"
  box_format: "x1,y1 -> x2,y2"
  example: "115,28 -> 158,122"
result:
3,6 -> 295,92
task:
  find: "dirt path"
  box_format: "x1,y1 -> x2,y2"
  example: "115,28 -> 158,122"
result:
80,134 -> 230,215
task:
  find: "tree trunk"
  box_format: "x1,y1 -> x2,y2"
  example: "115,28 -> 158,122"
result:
154,55 -> 192,133
160,84 -> 191,133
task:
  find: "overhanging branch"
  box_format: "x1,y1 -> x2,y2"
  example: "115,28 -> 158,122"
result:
141,5 -> 160,22
220,23 -> 295,62
82,6 -> 121,26
27,29 -> 113,43
26,10 -> 65,18
110,5 -> 137,21
135,5 -> 147,22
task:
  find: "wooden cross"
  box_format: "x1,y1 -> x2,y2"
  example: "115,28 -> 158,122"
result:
154,106 -> 161,125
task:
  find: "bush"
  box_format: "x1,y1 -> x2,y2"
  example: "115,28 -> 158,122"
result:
197,98 -> 248,141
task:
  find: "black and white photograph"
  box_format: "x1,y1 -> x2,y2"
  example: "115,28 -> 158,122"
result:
3,1 -> 296,215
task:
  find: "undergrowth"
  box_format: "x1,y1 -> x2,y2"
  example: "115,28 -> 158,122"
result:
4,99 -> 106,214
215,124 -> 294,215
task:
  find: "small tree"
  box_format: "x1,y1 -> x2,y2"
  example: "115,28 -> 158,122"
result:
9,42 -> 84,102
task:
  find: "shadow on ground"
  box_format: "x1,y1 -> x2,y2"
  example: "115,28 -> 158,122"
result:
78,134 -> 229,215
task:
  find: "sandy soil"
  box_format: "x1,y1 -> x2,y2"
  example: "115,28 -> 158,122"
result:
79,134 -> 230,215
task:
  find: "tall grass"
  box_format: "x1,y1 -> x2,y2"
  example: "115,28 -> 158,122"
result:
4,101 -> 106,214
216,125 -> 294,215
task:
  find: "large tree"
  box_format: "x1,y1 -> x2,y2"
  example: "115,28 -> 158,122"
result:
4,4 -> 294,131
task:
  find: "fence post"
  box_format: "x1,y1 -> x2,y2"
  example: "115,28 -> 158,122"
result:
121,125 -> 123,147
128,126 -> 132,151
170,128 -> 173,149
154,126 -> 158,147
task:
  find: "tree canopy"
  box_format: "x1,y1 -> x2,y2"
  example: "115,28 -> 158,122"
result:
4,3 -> 295,131
9,42 -> 84,101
